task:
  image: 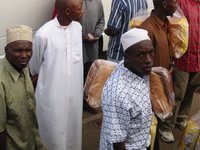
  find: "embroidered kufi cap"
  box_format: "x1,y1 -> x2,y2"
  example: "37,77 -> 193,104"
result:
6,25 -> 33,45
121,28 -> 151,51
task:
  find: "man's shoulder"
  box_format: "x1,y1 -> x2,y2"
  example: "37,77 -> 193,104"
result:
140,16 -> 153,26
0,59 -> 8,82
71,21 -> 82,29
139,17 -> 156,30
35,19 -> 55,36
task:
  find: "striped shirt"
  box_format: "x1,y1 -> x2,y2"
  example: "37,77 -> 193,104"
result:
174,0 -> 200,72
106,0 -> 148,61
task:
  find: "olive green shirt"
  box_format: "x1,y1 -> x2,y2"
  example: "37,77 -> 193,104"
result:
0,58 -> 45,150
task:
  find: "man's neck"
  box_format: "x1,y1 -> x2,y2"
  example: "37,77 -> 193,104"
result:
57,15 -> 72,26
152,9 -> 167,22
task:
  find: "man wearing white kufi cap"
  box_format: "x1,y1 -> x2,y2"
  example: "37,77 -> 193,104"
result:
100,28 -> 155,150
0,25 -> 46,150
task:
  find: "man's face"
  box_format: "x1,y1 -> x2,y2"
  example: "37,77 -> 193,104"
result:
5,40 -> 32,73
124,40 -> 154,78
165,0 -> 178,16
68,0 -> 84,21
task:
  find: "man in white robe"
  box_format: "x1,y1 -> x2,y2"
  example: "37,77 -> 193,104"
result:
29,0 -> 84,149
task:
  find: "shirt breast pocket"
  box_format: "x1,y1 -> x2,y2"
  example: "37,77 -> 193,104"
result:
72,45 -> 82,64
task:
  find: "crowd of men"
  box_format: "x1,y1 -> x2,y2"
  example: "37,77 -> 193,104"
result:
0,0 -> 199,149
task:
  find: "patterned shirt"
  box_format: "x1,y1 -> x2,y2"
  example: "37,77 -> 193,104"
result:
106,0 -> 148,61
99,62 -> 152,150
174,0 -> 200,72
0,58 -> 45,150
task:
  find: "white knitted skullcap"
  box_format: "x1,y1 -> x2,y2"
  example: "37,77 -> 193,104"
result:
6,25 -> 32,45
121,28 -> 151,51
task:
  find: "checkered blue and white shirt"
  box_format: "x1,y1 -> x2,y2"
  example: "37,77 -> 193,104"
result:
99,62 -> 152,150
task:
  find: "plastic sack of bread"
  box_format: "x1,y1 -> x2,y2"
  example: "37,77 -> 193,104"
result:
150,113 -> 158,150
129,9 -> 149,29
83,59 -> 118,108
178,110 -> 200,150
168,6 -> 189,58
150,67 -> 175,120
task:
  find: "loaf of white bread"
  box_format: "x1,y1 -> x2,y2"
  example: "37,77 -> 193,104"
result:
83,59 -> 118,108
168,17 -> 188,58
150,67 -> 175,120
84,60 -> 175,120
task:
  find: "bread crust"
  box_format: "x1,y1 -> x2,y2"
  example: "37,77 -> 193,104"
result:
150,67 -> 175,120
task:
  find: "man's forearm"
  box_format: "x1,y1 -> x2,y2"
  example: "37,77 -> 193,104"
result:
0,130 -> 6,150
113,142 -> 126,150
104,28 -> 118,36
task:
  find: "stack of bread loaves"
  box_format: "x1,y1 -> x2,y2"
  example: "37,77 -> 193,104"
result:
150,67 -> 175,120
83,59 -> 118,108
169,16 -> 189,58
84,60 -> 175,120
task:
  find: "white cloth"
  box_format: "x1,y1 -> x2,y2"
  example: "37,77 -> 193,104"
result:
29,17 -> 83,150
121,28 -> 151,51
99,61 -> 152,150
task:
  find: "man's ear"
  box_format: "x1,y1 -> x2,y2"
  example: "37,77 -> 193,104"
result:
163,0 -> 168,8
5,46 -> 8,54
65,7 -> 70,15
124,52 -> 130,62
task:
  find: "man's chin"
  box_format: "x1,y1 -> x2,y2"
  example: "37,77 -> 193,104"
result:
143,68 -> 152,75
19,64 -> 28,69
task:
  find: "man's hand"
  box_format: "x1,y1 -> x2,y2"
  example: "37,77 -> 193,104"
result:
113,142 -> 126,150
104,28 -> 118,36
31,74 -> 38,88
83,34 -> 99,43
0,130 -> 6,150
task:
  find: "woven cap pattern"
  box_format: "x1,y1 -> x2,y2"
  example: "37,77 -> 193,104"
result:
7,25 -> 32,44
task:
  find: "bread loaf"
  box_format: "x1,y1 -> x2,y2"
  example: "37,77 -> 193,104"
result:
150,113 -> 158,150
169,17 -> 188,58
150,67 -> 175,120
178,119 -> 200,150
130,18 -> 146,28
84,59 -> 118,108
84,64 -> 176,119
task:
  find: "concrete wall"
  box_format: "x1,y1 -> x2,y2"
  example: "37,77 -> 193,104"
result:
0,0 -> 55,58
0,0 -> 153,58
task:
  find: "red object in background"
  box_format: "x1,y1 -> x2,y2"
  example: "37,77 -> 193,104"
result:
52,7 -> 58,19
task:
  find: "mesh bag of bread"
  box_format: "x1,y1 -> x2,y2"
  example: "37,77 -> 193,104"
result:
129,9 -> 149,29
168,6 -> 189,58
150,67 -> 175,120
83,59 -> 118,108
178,110 -> 200,150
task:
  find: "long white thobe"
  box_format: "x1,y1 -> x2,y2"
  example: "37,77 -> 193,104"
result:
29,18 -> 83,150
